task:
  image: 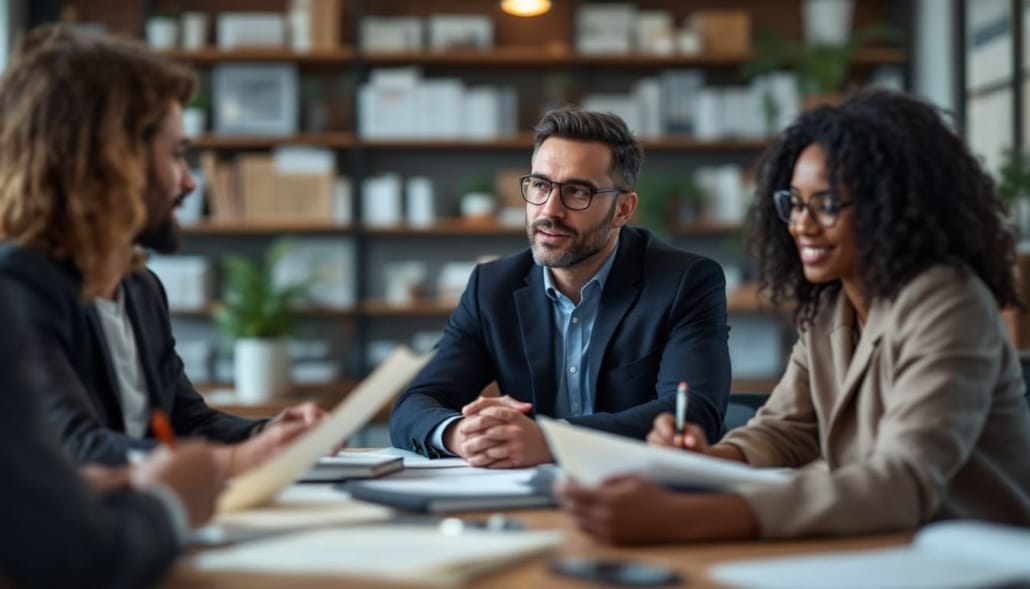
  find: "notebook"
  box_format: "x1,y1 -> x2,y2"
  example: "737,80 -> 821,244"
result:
192,525 -> 565,586
708,520 -> 1030,589
537,416 -> 792,489
338,466 -> 557,513
298,452 -> 403,483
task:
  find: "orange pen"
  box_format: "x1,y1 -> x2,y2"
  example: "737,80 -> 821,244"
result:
150,409 -> 177,449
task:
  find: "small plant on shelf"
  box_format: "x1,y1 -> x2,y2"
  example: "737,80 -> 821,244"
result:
997,149 -> 1030,237
214,240 -> 313,402
743,24 -> 901,109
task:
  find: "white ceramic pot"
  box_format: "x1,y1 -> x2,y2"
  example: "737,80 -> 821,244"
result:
182,107 -> 206,138
802,0 -> 854,45
460,192 -> 496,220
234,338 -> 291,403
180,12 -> 209,50
146,18 -> 179,50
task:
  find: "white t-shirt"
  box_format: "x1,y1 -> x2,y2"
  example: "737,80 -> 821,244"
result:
93,287 -> 150,438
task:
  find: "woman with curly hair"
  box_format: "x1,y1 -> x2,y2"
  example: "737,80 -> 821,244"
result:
555,89 -> 1030,544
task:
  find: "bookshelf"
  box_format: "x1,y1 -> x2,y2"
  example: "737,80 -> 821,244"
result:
57,0 -> 909,395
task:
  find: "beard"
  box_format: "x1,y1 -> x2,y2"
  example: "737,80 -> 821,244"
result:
136,196 -> 183,254
137,216 -> 181,254
528,197 -> 618,268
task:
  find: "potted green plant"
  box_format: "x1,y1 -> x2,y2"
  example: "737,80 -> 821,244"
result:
997,149 -> 1030,237
634,175 -> 677,236
744,24 -> 900,109
459,177 -> 496,223
213,241 -> 312,402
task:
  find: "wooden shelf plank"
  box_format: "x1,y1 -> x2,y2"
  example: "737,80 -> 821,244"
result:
162,47 -> 355,65
641,137 -> 769,151
190,132 -> 356,149
362,135 -> 534,150
674,222 -> 745,235
731,378 -> 779,394
363,219 -> 525,236
171,304 -> 356,318
182,221 -> 352,235
361,300 -> 456,317
361,47 -> 906,69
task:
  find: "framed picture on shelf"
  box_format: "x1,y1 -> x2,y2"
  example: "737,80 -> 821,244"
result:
213,64 -> 299,136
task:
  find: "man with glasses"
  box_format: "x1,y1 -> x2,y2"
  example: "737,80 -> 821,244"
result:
390,107 -> 731,467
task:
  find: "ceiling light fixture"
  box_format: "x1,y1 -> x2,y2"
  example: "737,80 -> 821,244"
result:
501,0 -> 552,18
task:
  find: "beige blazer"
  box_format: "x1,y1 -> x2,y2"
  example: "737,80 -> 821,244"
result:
722,265 -> 1030,538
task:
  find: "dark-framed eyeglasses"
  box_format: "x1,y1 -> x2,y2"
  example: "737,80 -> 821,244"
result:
519,175 -> 625,211
773,189 -> 854,229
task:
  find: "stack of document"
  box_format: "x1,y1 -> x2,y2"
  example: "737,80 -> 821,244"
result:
298,452 -> 403,483
341,465 -> 556,513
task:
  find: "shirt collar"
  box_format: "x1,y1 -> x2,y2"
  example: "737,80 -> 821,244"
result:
543,237 -> 620,302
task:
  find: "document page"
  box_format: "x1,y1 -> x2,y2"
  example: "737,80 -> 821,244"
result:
709,521 -> 1030,589
193,526 -> 564,586
217,347 -> 433,512
538,416 -> 792,489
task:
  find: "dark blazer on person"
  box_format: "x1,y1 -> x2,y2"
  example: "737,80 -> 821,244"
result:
0,279 -> 180,589
390,226 -> 732,456
0,242 -> 259,466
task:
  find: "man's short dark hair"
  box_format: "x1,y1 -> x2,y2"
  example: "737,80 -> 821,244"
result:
533,107 -> 643,190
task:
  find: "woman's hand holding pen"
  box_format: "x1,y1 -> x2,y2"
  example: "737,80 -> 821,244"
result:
646,413 -> 711,454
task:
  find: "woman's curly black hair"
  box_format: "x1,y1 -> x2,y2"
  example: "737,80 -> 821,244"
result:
749,89 -> 1021,328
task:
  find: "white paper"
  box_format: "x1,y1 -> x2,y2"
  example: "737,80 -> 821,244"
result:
537,416 -> 792,489
368,447 -> 470,469
708,521 -> 1030,589
217,347 -> 433,512
192,526 -> 564,587
209,485 -> 393,531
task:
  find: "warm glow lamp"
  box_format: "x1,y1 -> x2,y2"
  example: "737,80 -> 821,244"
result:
500,0 -> 552,17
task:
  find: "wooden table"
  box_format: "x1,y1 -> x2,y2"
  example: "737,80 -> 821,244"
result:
163,507 -> 911,588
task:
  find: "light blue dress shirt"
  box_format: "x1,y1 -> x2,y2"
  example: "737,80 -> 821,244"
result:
544,239 -> 619,419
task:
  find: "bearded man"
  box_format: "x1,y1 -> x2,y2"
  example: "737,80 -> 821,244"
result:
389,108 -> 732,467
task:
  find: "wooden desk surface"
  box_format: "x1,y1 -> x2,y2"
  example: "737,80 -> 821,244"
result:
164,507 -> 911,588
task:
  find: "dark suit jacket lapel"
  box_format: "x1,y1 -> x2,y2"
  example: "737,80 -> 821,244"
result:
514,266 -> 556,416
85,306 -> 127,431
587,230 -> 643,411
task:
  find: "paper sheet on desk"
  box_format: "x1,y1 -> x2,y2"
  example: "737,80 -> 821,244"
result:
709,521 -> 1030,589
217,347 -> 433,512
538,416 -> 792,489
211,485 -> 393,530
192,526 -> 564,587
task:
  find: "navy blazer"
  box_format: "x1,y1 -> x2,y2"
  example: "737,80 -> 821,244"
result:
390,226 -> 732,456
0,279 -> 180,589
0,243 -> 259,465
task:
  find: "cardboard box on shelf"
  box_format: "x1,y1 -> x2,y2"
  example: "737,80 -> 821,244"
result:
690,9 -> 751,56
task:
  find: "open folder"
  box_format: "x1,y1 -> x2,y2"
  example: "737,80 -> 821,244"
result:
537,416 -> 792,489
217,346 -> 433,512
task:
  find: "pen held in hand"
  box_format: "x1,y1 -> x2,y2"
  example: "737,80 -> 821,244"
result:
150,408 -> 176,449
675,381 -> 688,436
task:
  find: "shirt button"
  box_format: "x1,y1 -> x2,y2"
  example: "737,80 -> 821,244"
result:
569,366 -> 577,374
571,316 -> 579,324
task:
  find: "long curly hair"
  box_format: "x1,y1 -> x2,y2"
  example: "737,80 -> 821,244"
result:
749,89 -> 1021,328
0,25 -> 194,299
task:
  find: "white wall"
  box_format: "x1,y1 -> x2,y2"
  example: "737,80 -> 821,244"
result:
913,0 -> 957,113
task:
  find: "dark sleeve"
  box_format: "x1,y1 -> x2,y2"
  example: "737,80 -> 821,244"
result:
567,256 -> 732,442
390,265 -> 495,455
0,298 -> 179,589
145,270 -> 262,443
